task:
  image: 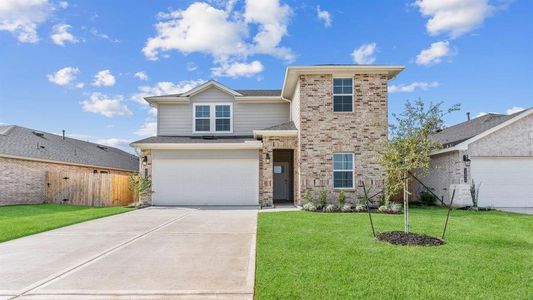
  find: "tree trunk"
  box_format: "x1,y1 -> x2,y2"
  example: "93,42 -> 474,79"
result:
403,172 -> 409,233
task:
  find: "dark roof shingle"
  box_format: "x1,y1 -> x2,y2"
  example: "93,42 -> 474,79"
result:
431,110 -> 526,147
131,136 -> 256,144
260,121 -> 296,131
0,126 -> 138,171
235,89 -> 281,96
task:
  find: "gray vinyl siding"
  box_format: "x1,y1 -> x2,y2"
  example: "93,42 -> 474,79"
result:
157,87 -> 290,136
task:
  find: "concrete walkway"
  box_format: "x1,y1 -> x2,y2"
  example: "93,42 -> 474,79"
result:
0,207 -> 258,300
497,207 -> 533,215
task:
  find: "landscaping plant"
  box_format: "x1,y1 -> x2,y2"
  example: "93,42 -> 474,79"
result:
419,191 -> 437,206
377,99 -> 459,233
129,174 -> 153,207
337,190 -> 346,207
318,190 -> 328,208
470,179 -> 481,208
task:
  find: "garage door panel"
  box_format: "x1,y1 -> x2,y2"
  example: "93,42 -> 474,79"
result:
151,150 -> 259,206
471,157 -> 533,208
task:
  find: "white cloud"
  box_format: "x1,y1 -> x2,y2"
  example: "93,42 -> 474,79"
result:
506,106 -> 524,115
58,1 -> 68,9
143,0 -> 293,77
244,0 -> 294,61
92,69 -> 116,87
75,82 -> 84,88
131,79 -> 205,105
134,71 -> 148,81
0,0 -> 53,43
81,93 -> 132,117
211,60 -> 263,78
47,66 -> 79,86
50,23 -> 78,46
134,122 -> 157,137
351,42 -> 377,64
414,0 -> 494,38
316,6 -> 331,27
90,28 -> 119,43
143,2 -> 247,61
389,81 -> 439,93
416,40 -> 451,66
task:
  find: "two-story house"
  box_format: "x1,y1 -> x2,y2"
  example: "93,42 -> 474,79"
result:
131,65 -> 404,206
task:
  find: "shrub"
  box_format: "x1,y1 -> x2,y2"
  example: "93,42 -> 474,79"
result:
337,191 -> 346,207
341,204 -> 353,212
303,190 -> 313,204
324,204 -> 337,212
470,180 -> 481,208
319,190 -> 328,208
390,202 -> 402,213
303,202 -> 317,211
419,191 -> 437,206
355,204 -> 367,212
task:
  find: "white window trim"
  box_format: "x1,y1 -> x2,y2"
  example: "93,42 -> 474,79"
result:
333,152 -> 355,189
332,77 -> 354,113
193,103 -> 233,134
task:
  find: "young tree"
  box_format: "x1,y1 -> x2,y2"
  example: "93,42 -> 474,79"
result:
378,99 -> 459,233
129,174 -> 153,206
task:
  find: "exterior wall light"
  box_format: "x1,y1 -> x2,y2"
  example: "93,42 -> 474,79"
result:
264,153 -> 271,164
463,154 -> 471,167
142,156 -> 148,167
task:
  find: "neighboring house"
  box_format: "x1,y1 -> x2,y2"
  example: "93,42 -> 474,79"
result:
415,108 -> 533,208
131,65 -> 404,206
0,125 -> 138,205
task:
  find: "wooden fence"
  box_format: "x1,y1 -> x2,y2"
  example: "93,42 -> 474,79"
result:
46,172 -> 135,206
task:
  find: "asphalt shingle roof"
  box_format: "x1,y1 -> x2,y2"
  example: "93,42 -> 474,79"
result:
261,121 -> 296,131
131,136 -> 256,144
431,110 -> 526,147
0,125 -> 138,171
234,89 -> 281,96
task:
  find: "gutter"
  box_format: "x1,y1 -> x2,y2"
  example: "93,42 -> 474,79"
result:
130,141 -> 263,150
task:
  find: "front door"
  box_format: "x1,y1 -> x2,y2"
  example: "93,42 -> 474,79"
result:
273,162 -> 289,200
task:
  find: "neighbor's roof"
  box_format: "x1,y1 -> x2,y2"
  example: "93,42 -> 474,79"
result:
0,125 -> 138,171
431,110 -> 526,147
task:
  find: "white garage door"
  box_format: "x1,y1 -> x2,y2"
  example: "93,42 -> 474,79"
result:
471,157 -> 533,207
151,150 -> 259,206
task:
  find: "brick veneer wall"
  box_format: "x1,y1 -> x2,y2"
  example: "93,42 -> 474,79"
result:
139,149 -> 152,204
298,73 -> 388,204
0,156 -> 133,205
259,136 -> 298,206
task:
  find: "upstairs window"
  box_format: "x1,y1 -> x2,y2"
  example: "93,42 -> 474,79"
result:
333,153 -> 354,189
333,78 -> 353,112
194,105 -> 211,132
215,105 -> 231,132
193,103 -> 233,133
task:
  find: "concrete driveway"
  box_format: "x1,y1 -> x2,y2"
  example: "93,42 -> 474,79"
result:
0,207 -> 257,300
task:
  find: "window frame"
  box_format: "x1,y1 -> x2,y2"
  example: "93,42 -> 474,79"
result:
332,77 -> 354,113
332,153 -> 355,189
192,103 -> 233,134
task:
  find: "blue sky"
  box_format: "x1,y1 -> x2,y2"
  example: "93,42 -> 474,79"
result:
0,0 -> 531,152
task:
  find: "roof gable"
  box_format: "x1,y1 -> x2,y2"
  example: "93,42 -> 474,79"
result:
181,80 -> 242,97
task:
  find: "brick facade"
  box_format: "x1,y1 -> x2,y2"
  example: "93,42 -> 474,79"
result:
297,73 -> 388,205
0,156 -> 133,205
259,136 -> 298,206
139,149 -> 153,204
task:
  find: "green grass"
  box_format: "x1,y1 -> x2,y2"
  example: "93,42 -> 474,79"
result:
0,204 -> 133,243
255,207 -> 533,299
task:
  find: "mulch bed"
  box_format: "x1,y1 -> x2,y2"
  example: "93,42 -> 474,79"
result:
376,231 -> 445,246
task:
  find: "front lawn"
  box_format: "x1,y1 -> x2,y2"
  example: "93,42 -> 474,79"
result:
0,204 -> 133,243
256,207 -> 533,299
